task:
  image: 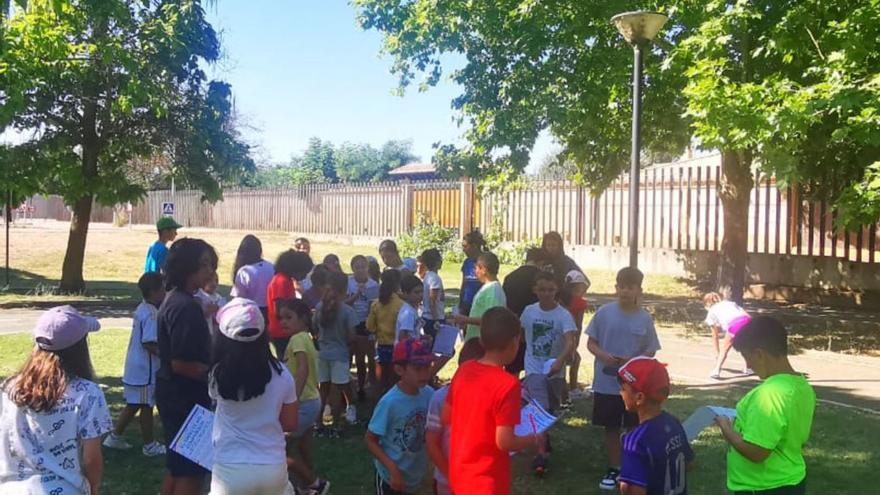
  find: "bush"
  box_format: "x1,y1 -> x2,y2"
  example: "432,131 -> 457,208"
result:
396,212 -> 463,264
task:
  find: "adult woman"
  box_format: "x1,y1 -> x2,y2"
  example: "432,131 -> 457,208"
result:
458,230 -> 486,315
156,238 -> 218,495
541,231 -> 583,283
231,235 -> 275,322
378,239 -> 416,274
0,306 -> 111,494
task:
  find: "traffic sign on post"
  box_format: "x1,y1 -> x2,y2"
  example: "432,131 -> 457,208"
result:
162,202 -> 175,216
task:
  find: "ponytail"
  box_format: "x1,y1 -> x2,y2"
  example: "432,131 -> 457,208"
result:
379,269 -> 402,305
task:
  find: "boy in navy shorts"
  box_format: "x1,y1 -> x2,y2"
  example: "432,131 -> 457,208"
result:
587,267 -> 661,490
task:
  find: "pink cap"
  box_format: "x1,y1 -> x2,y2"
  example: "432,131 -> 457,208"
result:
33,306 -> 101,351
217,298 -> 265,342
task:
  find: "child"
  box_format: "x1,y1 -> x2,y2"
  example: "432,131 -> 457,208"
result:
348,255 -> 380,401
617,357 -> 694,495
520,271 -> 578,474
365,338 -> 435,494
378,239 -> 417,274
103,272 -> 167,456
586,267 -> 661,491
268,249 -> 315,360
445,307 -> 543,495
294,237 -> 311,255
458,230 -> 486,316
144,216 -> 182,273
209,298 -> 298,495
703,292 -> 752,379
195,271 -> 226,337
302,264 -> 330,311
280,299 -> 331,495
454,252 -> 507,348
426,338 -> 486,495
419,248 -> 445,340
323,254 -> 342,273
563,270 -> 590,399
415,255 -> 427,280
367,256 -> 382,282
396,274 -> 424,343
231,234 -> 275,322
315,271 -> 358,434
0,306 -> 112,494
367,270 -> 404,394
715,316 -> 815,495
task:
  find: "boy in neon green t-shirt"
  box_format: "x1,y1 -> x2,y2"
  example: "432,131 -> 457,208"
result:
715,316 -> 815,495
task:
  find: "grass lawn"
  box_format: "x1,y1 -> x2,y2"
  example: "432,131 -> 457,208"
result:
1,330 -> 876,495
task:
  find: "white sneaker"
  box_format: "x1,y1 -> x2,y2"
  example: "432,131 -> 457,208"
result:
322,405 -> 333,426
742,367 -> 754,376
102,433 -> 132,450
142,441 -> 166,457
709,369 -> 722,380
345,404 -> 357,424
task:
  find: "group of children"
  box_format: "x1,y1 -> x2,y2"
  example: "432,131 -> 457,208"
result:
0,219 -> 817,495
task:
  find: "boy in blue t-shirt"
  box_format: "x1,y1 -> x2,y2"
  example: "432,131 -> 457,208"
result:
617,356 -> 694,495
587,267 -> 661,490
144,216 -> 182,273
365,338 -> 434,494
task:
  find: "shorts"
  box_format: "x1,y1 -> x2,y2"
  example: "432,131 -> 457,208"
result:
422,319 -> 445,340
376,345 -> 394,365
522,374 -> 566,413
156,380 -> 210,478
375,470 -> 411,495
732,479 -> 806,495
209,462 -> 295,495
123,383 -> 155,407
291,398 -> 321,438
317,358 -> 351,384
592,392 -> 639,429
355,322 -> 370,337
727,315 -> 752,338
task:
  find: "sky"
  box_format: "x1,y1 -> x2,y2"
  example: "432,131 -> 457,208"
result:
205,0 -> 553,170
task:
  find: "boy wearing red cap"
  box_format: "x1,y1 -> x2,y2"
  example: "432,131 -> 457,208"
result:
365,338 -> 434,494
618,356 -> 694,495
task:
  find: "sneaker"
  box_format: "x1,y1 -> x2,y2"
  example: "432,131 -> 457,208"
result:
599,468 -> 620,490
306,479 -> 331,495
345,404 -> 357,424
742,367 -> 754,376
532,454 -> 547,477
709,369 -> 722,380
142,441 -> 166,457
321,405 -> 333,426
102,433 -> 132,450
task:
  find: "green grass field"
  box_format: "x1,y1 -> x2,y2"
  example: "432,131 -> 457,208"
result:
0,329 -> 876,495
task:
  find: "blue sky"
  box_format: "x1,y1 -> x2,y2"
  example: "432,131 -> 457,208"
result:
205,0 -> 552,170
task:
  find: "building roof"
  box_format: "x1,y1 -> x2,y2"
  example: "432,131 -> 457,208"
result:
388,162 -> 436,175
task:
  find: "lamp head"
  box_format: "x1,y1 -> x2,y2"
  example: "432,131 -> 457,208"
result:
612,11 -> 668,45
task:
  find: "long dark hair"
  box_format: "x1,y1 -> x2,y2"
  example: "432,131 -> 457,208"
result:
165,238 -> 218,291
378,269 -> 402,305
5,337 -> 94,412
320,271 -> 349,328
212,330 -> 281,401
233,234 -> 263,283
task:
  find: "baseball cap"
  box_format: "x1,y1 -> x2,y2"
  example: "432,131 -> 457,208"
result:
565,270 -> 590,287
392,337 -> 433,365
33,306 -> 101,351
618,356 -> 670,402
216,298 -> 265,342
156,217 -> 183,231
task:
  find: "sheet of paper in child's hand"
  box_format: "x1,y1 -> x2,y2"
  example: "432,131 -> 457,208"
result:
170,404 -> 214,470
682,405 -> 737,443
514,400 -> 558,437
432,324 -> 460,357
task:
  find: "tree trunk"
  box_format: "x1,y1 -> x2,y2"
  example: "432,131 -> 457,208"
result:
59,195 -> 94,293
717,150 -> 754,304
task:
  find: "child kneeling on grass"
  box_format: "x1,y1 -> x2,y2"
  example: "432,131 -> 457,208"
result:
617,357 -> 694,495
715,316 -> 815,495
445,307 -> 544,495
365,338 -> 435,495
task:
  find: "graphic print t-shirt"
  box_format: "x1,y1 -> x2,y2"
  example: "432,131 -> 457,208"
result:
520,303 -> 577,376
620,411 -> 695,495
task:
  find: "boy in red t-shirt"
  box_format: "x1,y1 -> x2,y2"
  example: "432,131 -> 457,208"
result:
444,307 -> 543,495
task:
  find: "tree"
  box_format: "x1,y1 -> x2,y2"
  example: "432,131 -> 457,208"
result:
355,0 -> 880,302
1,0 -> 253,292
300,137 -> 338,183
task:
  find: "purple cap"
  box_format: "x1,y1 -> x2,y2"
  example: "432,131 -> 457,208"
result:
33,306 -> 101,351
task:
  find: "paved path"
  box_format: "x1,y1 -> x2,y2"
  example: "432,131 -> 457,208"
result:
0,307 -> 132,336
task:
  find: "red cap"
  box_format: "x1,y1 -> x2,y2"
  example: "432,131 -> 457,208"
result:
618,356 -> 670,402
392,337 -> 434,365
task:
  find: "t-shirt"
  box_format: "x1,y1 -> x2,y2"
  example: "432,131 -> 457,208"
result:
367,295 -> 404,346
520,303 -> 577,376
368,385 -> 434,493
156,289 -> 212,411
568,297 -> 588,318
447,360 -> 521,495
704,301 -> 749,332
210,365 -> 297,465
285,332 -> 320,402
620,412 -> 695,495
123,301 -> 160,387
231,260 -> 275,308
314,303 -> 357,362
348,275 -> 380,324
459,257 -> 482,311
267,273 -> 296,339
727,374 -> 816,492
0,378 -> 112,493
426,385 -> 451,484
144,240 -> 168,273
586,302 -> 661,395
465,281 -> 507,341
395,302 -> 422,343
421,271 -> 445,321
503,265 -> 540,316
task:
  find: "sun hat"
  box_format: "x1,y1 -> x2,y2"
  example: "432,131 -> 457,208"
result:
216,298 -> 265,342
617,356 -> 670,402
33,306 -> 101,351
156,217 -> 183,231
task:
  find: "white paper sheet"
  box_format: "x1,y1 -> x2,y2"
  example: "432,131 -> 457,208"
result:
169,404 -> 214,470
682,405 -> 737,443
514,400 -> 558,437
432,324 -> 460,357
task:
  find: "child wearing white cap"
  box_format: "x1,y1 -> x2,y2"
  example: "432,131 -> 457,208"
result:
0,306 -> 112,494
209,297 -> 299,495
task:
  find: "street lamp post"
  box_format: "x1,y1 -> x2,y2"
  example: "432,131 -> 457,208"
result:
611,11 -> 668,269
